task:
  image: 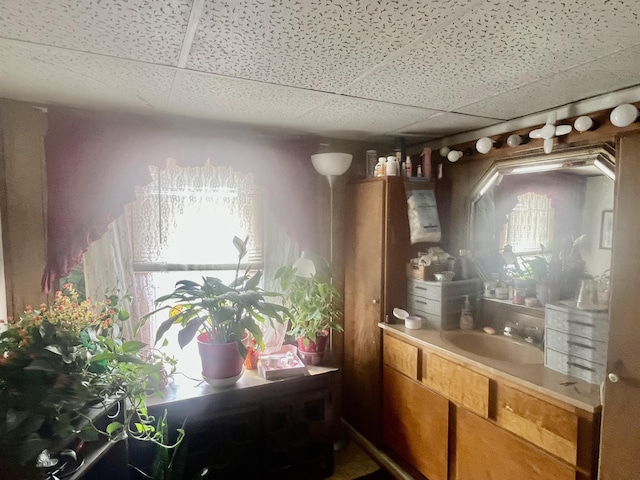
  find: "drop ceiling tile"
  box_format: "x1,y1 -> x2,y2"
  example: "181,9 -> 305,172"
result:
343,0 -> 640,111
458,45 -> 640,119
0,39 -> 176,111
296,96 -> 439,139
0,0 -> 191,64
186,0 -> 477,91
168,70 -> 334,131
394,112 -> 502,139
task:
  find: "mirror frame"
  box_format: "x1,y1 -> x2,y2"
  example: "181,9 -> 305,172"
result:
469,144 -> 616,256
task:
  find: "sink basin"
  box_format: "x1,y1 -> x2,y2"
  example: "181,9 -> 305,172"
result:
440,330 -> 543,365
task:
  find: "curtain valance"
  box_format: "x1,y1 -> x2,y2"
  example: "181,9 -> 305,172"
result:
42,108 -> 319,292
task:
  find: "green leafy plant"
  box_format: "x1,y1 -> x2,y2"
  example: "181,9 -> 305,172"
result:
142,236 -> 289,358
0,284 -> 182,468
274,259 -> 344,347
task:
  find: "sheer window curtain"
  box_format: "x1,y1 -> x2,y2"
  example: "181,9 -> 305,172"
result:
83,161 -> 300,351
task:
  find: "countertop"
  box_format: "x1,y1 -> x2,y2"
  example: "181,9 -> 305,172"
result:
379,323 -> 602,413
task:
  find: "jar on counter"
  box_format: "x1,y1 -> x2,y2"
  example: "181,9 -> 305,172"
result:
513,288 -> 526,305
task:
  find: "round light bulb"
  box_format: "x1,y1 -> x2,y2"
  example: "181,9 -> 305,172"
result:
610,103 -> 638,127
506,134 -> 522,147
573,116 -> 593,132
447,150 -> 463,162
439,147 -> 450,157
475,137 -> 493,154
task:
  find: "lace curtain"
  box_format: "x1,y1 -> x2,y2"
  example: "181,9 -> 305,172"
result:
501,192 -> 555,253
132,159 -> 263,266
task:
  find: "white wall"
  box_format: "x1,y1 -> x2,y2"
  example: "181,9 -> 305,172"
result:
581,175 -> 614,277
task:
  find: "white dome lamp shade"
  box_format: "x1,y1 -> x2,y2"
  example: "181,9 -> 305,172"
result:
311,152 -> 353,188
610,104 -> 639,127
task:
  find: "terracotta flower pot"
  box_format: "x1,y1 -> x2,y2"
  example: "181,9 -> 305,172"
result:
197,333 -> 244,380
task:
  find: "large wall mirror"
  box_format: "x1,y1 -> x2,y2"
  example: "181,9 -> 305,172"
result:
469,145 -> 615,307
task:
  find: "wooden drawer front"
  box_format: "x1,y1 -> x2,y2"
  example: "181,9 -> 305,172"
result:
383,334 -> 419,379
545,304 -> 609,342
545,328 -> 608,365
456,408 -> 575,480
407,279 -> 442,300
423,353 -> 489,417
408,293 -> 441,316
383,366 -> 449,480
493,383 -> 578,465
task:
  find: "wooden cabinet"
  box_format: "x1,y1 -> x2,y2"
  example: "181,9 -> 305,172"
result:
381,330 -> 601,480
382,334 -> 448,480
343,177 -> 413,445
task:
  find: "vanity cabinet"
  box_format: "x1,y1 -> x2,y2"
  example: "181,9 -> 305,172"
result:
343,177 -> 414,445
381,329 -> 601,480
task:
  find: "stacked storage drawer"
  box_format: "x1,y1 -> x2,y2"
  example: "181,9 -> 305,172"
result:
544,302 -> 609,384
407,279 -> 481,330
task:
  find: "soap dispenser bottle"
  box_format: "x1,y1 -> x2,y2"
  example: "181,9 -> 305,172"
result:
460,295 -> 473,330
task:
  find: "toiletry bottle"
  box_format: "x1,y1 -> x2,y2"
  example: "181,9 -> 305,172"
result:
460,295 -> 473,330
375,157 -> 386,177
386,156 -> 398,176
406,156 -> 412,177
416,165 -> 422,177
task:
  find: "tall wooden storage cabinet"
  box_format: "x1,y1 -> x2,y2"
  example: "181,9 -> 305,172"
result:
342,177 -> 413,445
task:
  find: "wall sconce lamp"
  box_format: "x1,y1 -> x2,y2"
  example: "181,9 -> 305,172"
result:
475,137 -> 497,154
573,115 -> 595,132
610,103 -> 639,127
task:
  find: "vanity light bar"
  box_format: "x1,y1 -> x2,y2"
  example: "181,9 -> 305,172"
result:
510,163 -> 563,174
594,158 -> 616,180
479,172 -> 500,196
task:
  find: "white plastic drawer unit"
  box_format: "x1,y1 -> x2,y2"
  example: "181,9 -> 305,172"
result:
544,302 -> 609,384
406,279 -> 481,330
544,328 -> 608,365
544,302 -> 609,342
545,347 -> 606,385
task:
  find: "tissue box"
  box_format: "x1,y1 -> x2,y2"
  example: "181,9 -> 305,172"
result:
258,344 -> 308,380
406,263 -> 446,281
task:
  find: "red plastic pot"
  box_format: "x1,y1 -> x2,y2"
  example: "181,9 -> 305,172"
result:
197,332 -> 244,380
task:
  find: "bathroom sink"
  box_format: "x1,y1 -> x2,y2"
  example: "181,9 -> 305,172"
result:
440,330 -> 543,365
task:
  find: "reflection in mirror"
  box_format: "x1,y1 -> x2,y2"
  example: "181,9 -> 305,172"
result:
469,145 -> 615,307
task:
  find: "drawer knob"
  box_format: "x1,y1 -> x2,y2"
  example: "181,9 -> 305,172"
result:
372,299 -> 379,305
608,372 -> 619,383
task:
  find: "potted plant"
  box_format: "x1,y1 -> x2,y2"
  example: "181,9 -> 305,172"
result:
0,284 -> 182,475
143,236 -> 289,383
274,258 -> 344,365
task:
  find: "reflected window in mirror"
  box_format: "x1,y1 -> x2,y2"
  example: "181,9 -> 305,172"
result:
469,146 -> 615,306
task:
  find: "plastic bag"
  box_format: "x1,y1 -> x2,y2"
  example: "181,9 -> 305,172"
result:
406,189 -> 441,244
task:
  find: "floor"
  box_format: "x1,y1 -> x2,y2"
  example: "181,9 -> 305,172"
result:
328,438 -> 382,480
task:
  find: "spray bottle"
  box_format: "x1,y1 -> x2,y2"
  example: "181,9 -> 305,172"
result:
460,295 -> 473,330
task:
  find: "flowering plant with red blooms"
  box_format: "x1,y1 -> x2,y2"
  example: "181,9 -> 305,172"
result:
0,284 -> 181,468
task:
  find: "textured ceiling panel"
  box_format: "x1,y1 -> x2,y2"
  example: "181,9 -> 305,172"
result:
395,112 -> 503,138
458,45 -> 640,120
343,0 -> 640,111
0,0 -> 192,64
295,96 -> 439,139
186,0 -> 477,91
168,70 -> 334,131
1,0 -> 640,143
0,39 -> 176,111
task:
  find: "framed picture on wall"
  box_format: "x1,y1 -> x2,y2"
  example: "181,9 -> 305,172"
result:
600,210 -> 613,250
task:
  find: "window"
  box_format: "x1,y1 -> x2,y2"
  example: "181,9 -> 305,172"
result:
500,191 -> 554,254
130,159 -> 263,357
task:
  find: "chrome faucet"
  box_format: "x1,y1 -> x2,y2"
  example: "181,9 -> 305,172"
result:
503,320 -> 519,337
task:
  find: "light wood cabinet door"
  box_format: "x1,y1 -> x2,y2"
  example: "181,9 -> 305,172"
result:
383,365 -> 449,480
456,407 -> 575,480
